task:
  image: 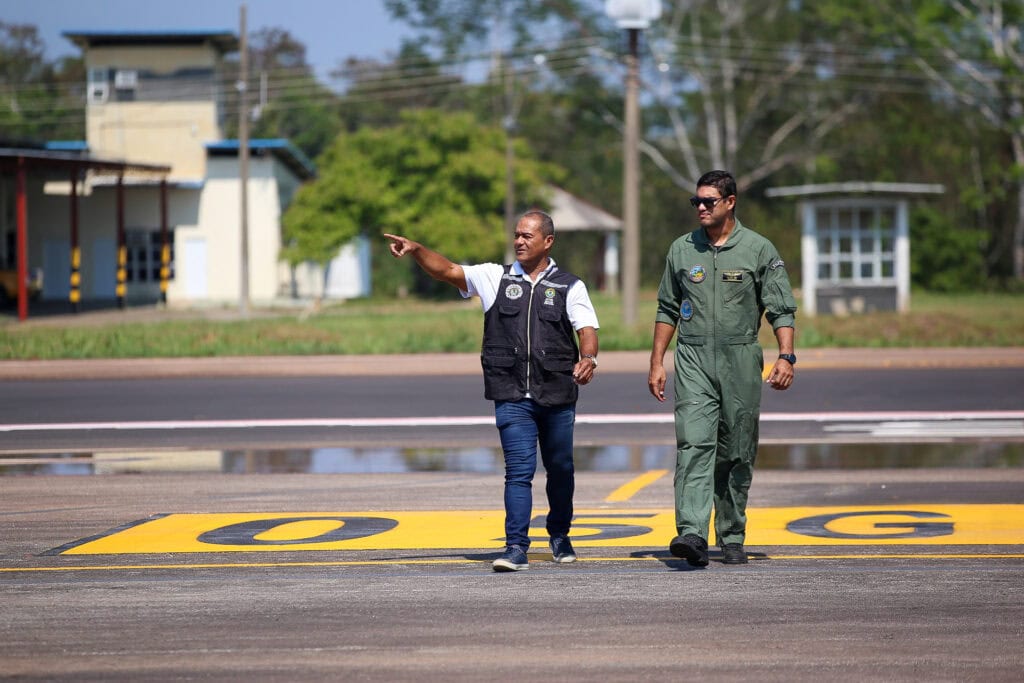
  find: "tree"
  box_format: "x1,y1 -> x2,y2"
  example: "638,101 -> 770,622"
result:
810,0 -> 1024,284
0,22 -> 84,142
384,0 -> 603,58
633,1 -> 896,192
334,43 -> 466,132
223,27 -> 343,160
891,0 -> 1024,281
282,109 -> 561,295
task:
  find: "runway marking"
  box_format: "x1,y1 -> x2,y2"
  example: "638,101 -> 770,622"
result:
45,505 -> 1024,555
4,553 -> 1024,573
605,469 -> 669,502
1,410 -> 1022,432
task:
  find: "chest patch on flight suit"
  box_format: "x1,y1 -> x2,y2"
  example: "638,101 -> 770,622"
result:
722,270 -> 744,283
680,299 -> 694,321
688,265 -> 707,283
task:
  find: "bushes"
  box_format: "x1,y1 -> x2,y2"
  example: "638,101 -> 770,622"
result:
910,206 -> 987,292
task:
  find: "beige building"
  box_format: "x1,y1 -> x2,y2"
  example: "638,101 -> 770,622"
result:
5,30 -> 319,310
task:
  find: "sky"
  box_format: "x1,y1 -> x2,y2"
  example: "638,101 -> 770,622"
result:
0,0 -> 415,77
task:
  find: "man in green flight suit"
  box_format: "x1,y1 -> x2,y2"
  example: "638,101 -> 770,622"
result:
648,170 -> 797,567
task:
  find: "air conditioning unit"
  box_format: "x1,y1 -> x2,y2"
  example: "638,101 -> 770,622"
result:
87,68 -> 109,104
114,69 -> 138,89
89,83 -> 109,104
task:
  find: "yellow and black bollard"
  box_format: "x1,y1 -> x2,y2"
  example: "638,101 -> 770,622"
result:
116,244 -> 127,309
69,246 -> 81,312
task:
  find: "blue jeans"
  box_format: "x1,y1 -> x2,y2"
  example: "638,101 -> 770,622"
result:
494,399 -> 576,549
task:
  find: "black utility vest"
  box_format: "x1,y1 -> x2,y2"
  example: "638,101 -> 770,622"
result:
480,265 -> 581,407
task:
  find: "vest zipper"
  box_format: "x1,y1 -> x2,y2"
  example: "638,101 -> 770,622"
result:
525,279 -> 535,395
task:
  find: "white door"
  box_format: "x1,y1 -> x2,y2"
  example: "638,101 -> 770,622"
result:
43,241 -> 70,300
91,238 -> 116,298
183,238 -> 207,299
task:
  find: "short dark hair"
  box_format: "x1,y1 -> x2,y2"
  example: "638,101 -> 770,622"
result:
521,210 -> 555,237
697,170 -> 737,200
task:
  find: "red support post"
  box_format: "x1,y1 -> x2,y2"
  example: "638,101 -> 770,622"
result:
70,167 -> 81,312
16,156 -> 28,322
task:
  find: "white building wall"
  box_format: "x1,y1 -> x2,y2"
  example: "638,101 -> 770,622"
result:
22,157 -> 289,307
285,236 -> 371,301
182,156 -> 282,304
28,177 -> 201,303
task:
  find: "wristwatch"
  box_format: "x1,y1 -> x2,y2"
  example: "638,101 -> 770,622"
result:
583,354 -> 598,369
778,353 -> 797,365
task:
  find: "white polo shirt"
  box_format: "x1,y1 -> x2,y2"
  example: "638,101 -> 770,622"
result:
460,258 -> 600,331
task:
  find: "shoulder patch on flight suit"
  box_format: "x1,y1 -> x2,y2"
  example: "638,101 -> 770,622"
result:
680,299 -> 694,321
722,270 -> 744,283
769,259 -> 786,270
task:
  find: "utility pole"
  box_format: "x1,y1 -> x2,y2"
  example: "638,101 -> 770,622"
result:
622,27 -> 640,326
238,3 -> 251,316
606,1 -> 660,327
496,8 -> 516,265
503,60 -> 516,265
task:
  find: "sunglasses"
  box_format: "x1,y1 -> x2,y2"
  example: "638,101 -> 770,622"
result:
689,196 -> 725,209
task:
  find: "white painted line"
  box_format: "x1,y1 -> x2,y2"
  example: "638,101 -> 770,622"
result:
0,411 -> 1022,433
824,420 -> 1024,439
0,416 -> 497,432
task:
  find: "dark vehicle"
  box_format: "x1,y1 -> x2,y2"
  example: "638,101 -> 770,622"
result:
0,267 -> 43,306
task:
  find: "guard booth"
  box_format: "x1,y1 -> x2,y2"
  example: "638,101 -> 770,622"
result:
765,182 -> 944,316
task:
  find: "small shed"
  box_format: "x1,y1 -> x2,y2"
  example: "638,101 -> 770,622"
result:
765,182 -> 944,316
546,186 -> 623,293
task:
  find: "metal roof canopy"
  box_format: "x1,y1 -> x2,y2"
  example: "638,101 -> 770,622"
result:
0,148 -> 171,177
765,182 -> 945,198
0,148 -> 171,321
206,139 -> 317,181
63,30 -> 238,54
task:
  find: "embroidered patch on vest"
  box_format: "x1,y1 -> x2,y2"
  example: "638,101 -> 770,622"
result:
505,283 -> 524,300
543,287 -> 557,305
680,299 -> 694,321
688,265 -> 706,283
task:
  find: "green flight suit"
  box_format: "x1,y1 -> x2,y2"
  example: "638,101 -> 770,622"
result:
655,219 -> 796,546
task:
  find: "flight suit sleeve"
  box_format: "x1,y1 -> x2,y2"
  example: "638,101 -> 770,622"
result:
760,244 -> 797,330
655,248 -> 682,327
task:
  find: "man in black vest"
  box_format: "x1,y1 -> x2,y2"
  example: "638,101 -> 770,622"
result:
385,210 -> 600,572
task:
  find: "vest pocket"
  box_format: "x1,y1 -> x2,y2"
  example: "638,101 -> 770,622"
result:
481,344 -> 519,401
538,306 -> 563,322
482,344 -> 517,368
535,353 -> 578,405
540,354 -> 575,372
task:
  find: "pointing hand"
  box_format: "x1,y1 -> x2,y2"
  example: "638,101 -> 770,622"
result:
383,233 -> 416,258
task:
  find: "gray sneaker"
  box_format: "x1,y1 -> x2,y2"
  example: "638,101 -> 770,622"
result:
549,535 -> 577,563
492,544 -> 529,572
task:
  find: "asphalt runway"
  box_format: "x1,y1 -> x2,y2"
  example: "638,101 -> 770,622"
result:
2,351 -> 1023,680
3,467 -> 1024,680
